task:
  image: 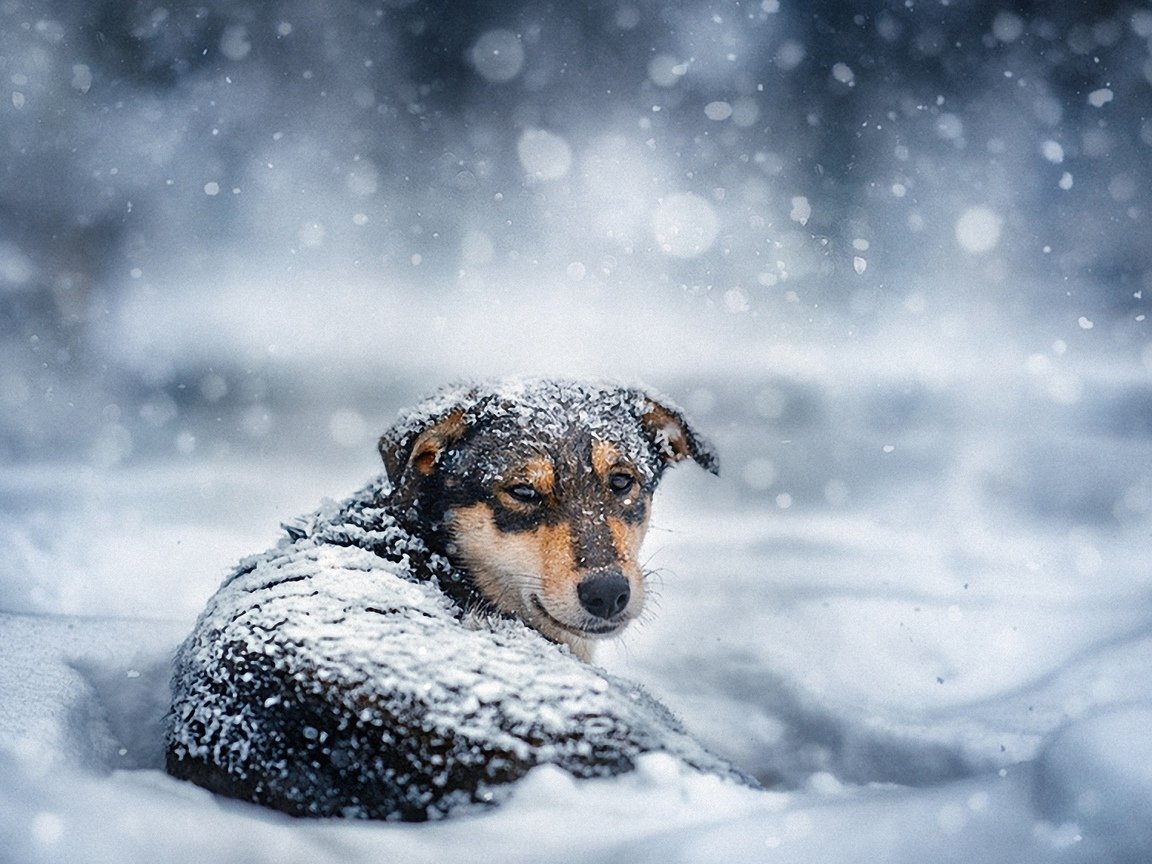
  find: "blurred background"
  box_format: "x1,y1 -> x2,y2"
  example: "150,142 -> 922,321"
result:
1,0 -> 1150,634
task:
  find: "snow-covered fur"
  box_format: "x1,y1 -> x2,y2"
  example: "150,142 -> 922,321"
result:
165,379 -> 747,820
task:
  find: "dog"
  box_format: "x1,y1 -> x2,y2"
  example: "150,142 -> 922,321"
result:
377,377 -> 717,659
166,378 -> 742,820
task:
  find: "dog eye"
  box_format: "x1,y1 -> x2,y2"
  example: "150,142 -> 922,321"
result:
505,484 -> 542,504
608,473 -> 635,494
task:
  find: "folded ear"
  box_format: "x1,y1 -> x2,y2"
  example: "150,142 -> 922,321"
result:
378,388 -> 482,488
638,395 -> 719,475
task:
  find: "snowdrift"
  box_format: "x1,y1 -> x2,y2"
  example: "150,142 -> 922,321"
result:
5,607 -> 1152,864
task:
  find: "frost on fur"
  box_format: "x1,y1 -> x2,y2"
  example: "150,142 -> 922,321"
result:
165,379 -> 743,820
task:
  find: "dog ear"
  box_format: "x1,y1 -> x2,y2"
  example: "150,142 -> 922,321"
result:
379,404 -> 473,488
639,396 -> 720,475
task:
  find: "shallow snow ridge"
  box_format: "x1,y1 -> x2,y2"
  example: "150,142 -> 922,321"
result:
166,382 -> 743,821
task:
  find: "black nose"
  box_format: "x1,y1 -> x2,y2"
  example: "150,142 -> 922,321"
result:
577,572 -> 631,620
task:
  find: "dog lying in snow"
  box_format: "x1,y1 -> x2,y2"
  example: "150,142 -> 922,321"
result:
166,378 -> 745,820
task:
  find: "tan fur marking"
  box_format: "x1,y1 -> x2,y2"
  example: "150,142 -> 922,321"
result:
448,504 -> 582,616
607,514 -> 646,570
640,402 -> 691,463
449,504 -> 539,614
447,482 -> 653,661
408,409 -> 467,476
521,456 -> 556,496
608,512 -> 648,621
591,441 -> 621,478
535,522 -> 577,597
448,503 -> 618,657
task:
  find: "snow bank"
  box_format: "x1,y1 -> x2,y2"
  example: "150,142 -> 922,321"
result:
0,610 -> 771,863
5,604 -> 1145,864
1035,708 -> 1152,863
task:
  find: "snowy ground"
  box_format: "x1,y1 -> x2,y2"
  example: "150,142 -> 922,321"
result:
4,1 -> 1152,861
2,299 -> 1152,862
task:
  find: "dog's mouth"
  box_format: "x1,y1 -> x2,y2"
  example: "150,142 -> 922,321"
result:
529,594 -> 625,639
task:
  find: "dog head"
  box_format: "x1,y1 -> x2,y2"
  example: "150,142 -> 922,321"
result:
378,379 -> 717,657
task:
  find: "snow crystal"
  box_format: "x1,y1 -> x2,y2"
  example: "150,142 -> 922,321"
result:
1059,172 -> 1074,190
992,12 -> 1025,43
0,241 -> 34,285
517,129 -> 572,181
1135,10 -> 1152,37
730,97 -> 760,128
219,25 -> 251,61
652,193 -> 719,259
1108,174 -> 1137,202
775,41 -> 805,71
789,196 -> 812,226
648,55 -> 687,88
174,431 -> 196,455
704,101 -> 733,121
469,30 -> 525,83
853,256 -> 867,275
1087,88 -> 1113,108
70,64 -> 91,93
831,63 -> 855,86
955,207 -> 1002,254
723,287 -> 749,313
345,163 -> 379,196
1040,140 -> 1064,163
936,113 -> 964,141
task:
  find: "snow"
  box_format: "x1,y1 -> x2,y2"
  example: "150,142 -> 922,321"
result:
516,129 -> 573,181
652,193 -> 720,259
789,195 -> 811,225
469,30 -> 526,83
3,0 -> 1152,861
955,207 -> 1003,254
1041,141 -> 1065,164
703,101 -> 733,121
1087,88 -> 1114,108
5,354 -> 1152,860
649,55 -> 688,88
1036,708 -> 1152,861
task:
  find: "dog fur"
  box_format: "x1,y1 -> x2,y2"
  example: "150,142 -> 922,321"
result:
165,378 -> 743,820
